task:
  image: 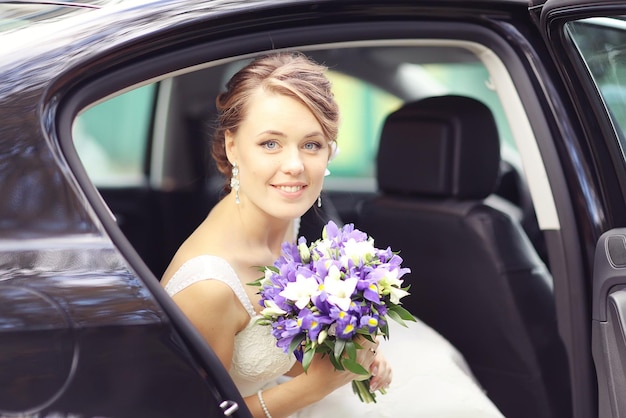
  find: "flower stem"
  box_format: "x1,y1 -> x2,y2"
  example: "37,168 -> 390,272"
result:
352,379 -> 377,403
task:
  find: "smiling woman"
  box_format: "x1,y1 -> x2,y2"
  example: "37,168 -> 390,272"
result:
160,52 -> 504,418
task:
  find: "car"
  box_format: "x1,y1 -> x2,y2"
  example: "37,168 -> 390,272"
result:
2,0 -> 626,417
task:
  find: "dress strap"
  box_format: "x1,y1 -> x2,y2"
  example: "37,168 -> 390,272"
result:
164,255 -> 256,317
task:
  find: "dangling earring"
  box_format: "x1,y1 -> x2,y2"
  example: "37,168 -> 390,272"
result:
230,163 -> 240,204
317,195 -> 322,207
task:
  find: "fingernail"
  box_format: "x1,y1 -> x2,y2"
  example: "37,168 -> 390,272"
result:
370,383 -> 378,393
371,366 -> 378,376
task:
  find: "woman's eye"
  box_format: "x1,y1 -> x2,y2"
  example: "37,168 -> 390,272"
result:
262,140 -> 278,150
303,142 -> 322,151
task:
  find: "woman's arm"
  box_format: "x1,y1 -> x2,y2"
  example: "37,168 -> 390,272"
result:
171,279 -> 245,367
247,338 -> 390,418
172,279 -> 390,418
245,353 -> 364,418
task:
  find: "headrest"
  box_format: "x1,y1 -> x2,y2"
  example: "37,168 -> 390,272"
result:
377,95 -> 500,199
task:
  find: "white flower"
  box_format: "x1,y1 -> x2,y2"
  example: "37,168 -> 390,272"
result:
279,274 -> 320,310
388,286 -> 410,305
260,268 -> 274,287
298,242 -> 311,263
317,329 -> 328,345
324,266 -> 358,311
261,300 -> 287,316
312,239 -> 333,261
378,268 -> 410,304
343,238 -> 376,264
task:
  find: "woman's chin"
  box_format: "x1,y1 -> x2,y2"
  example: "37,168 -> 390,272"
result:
270,202 -> 316,221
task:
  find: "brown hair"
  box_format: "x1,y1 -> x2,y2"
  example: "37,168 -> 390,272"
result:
211,52 -> 339,192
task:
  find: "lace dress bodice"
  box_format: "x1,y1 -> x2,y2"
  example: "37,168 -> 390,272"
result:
164,255 -> 296,397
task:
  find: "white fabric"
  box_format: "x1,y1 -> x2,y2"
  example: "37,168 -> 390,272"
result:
291,319 -> 505,417
166,255 -> 504,417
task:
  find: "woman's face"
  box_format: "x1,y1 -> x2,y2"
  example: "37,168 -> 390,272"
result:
225,88 -> 330,221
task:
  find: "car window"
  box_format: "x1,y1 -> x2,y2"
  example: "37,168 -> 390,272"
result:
73,48 -> 517,193
73,83 -> 156,187
567,17 -> 626,159
420,62 -> 515,153
325,61 -> 517,190
326,71 -> 402,181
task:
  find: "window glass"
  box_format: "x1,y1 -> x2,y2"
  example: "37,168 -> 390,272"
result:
327,71 -> 402,179
422,63 -> 515,153
73,52 -> 515,191
325,61 -> 516,188
73,84 -> 156,187
567,17 -> 626,159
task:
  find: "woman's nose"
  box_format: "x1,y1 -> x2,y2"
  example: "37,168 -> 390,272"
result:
282,148 -> 304,174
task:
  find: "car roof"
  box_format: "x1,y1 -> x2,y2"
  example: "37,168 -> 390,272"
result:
0,0 -> 136,33
0,0 -> 538,98
0,0 -> 536,40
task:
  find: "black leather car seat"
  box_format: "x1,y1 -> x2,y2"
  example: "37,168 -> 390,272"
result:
357,96 -> 571,418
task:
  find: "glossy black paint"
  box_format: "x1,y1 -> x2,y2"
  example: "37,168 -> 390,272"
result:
0,3 -> 259,415
0,0 -> 622,417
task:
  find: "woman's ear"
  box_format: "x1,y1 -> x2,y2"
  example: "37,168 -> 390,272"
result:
225,129 -> 237,164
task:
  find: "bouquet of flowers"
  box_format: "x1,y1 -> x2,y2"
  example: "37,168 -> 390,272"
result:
249,221 -> 415,403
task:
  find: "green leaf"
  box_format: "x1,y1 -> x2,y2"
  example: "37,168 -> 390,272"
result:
323,339 -> 335,351
288,334 -> 305,355
254,318 -> 272,326
342,358 -> 369,375
386,308 -> 407,327
247,277 -> 263,287
334,338 -> 346,360
380,321 -> 389,339
302,348 -> 315,373
329,353 -> 344,370
345,341 -> 357,361
389,304 -> 417,322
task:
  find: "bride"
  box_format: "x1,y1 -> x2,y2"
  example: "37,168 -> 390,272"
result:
161,52 -> 504,418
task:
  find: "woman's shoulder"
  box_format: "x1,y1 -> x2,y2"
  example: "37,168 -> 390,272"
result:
163,254 -> 239,294
163,252 -> 258,318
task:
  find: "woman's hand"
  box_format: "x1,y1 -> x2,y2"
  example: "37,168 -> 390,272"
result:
353,335 -> 392,392
368,348 -> 392,392
292,335 -> 392,399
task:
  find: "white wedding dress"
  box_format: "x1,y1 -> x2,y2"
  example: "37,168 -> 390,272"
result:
165,255 -> 504,418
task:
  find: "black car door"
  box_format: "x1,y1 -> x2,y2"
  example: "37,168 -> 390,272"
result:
540,1 -> 626,417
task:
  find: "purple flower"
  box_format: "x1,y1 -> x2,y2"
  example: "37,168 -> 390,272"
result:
272,317 -> 301,353
360,315 -> 379,334
336,315 -> 358,340
299,308 -> 331,341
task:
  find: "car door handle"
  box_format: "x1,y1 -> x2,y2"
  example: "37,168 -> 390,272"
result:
220,400 -> 239,416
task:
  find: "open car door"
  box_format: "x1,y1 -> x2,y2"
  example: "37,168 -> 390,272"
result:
540,1 -> 626,417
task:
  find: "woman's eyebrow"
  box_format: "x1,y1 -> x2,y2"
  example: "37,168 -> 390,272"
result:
256,130 -> 324,138
256,130 -> 285,137
304,131 -> 324,138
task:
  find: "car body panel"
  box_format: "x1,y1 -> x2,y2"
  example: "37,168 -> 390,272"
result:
4,0 -> 626,417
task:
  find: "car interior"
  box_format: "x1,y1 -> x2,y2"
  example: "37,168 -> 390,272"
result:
71,42 -> 570,418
